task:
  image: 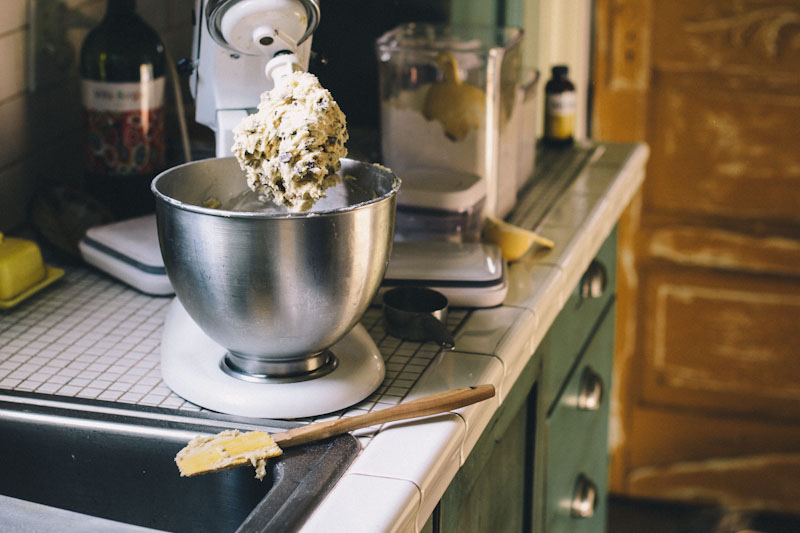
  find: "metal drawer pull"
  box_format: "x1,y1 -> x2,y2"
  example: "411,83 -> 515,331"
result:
578,367 -> 603,411
580,260 -> 607,299
571,474 -> 598,518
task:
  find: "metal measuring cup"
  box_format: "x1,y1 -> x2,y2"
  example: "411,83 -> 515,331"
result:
382,287 -> 456,350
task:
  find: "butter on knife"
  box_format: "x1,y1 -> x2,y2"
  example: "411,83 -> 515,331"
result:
174,384 -> 496,480
175,429 -> 283,480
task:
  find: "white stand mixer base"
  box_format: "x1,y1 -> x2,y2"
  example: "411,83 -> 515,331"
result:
160,298 -> 385,419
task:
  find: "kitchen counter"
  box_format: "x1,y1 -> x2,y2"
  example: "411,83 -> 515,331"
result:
0,141 -> 647,532
301,141 -> 648,532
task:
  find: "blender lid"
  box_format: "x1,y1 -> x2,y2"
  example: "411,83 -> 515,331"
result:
396,167 -> 485,211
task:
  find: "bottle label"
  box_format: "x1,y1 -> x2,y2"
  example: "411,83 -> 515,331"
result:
545,91 -> 576,140
81,77 -> 166,176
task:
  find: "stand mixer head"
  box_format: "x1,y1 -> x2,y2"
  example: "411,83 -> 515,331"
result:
191,0 -> 321,157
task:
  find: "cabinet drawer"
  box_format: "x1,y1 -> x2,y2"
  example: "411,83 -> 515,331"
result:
544,305 -> 615,533
542,228 -> 617,410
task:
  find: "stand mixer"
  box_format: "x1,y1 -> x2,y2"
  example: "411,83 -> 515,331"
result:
190,0 -> 320,157
155,0 -> 396,419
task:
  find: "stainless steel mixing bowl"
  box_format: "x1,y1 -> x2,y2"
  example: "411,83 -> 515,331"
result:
152,157 -> 399,380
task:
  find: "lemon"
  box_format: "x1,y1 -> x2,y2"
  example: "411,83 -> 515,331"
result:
482,216 -> 555,261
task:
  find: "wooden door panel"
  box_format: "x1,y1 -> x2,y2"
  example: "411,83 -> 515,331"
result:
625,406 -> 800,514
644,2 -> 800,222
639,266 -> 800,419
646,225 -> 800,276
627,406 -> 800,469
594,0 -> 800,510
645,71 -> 800,222
651,1 -> 800,77
627,459 -> 800,515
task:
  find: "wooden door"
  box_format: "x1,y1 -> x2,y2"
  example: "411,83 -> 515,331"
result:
592,0 -> 800,513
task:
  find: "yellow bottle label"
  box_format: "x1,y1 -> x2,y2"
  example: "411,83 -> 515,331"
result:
545,91 -> 576,139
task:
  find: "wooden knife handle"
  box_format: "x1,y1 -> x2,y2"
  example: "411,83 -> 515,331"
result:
272,384 -> 495,448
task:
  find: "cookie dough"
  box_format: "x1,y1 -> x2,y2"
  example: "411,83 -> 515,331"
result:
232,71 -> 348,212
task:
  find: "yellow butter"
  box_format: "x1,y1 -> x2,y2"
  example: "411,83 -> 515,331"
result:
0,233 -> 47,301
175,430 -> 283,479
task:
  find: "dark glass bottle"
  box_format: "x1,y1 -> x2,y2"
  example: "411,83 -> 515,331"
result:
543,65 -> 576,147
79,0 -> 167,219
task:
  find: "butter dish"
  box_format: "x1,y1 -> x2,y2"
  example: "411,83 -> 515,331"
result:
0,232 -> 64,309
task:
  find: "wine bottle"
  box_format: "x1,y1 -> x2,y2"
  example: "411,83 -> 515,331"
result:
79,0 -> 167,219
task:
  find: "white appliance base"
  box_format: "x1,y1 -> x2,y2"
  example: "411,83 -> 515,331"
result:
160,298 -> 385,419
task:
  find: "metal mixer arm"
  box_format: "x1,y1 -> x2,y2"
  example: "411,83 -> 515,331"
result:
265,53 -> 303,84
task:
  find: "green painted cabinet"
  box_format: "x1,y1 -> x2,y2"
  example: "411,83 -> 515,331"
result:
425,230 -> 617,533
541,304 -> 614,533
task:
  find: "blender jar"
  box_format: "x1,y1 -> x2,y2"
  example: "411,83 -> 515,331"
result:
376,23 -> 524,242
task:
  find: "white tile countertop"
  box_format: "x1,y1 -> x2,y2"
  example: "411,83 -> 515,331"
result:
0,141 -> 647,532
300,141 -> 649,532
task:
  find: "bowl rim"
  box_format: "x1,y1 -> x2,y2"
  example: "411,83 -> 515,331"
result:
151,157 -> 400,219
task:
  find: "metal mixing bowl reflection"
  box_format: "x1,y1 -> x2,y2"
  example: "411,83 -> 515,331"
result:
152,157 -> 399,381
